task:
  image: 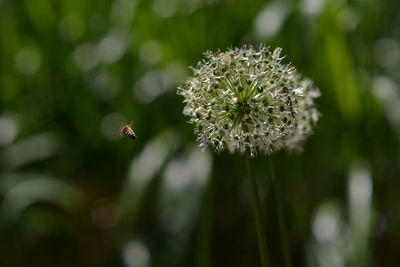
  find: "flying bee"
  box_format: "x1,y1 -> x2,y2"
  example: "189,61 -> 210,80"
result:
120,122 -> 137,140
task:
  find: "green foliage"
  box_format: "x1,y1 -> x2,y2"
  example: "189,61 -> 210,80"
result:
0,0 -> 399,266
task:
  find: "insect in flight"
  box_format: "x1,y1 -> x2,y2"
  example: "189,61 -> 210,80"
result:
120,122 -> 137,140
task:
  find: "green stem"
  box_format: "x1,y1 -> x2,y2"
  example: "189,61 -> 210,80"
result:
268,158 -> 292,267
246,156 -> 269,267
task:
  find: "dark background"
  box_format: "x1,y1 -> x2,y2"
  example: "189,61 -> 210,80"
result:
0,0 -> 399,266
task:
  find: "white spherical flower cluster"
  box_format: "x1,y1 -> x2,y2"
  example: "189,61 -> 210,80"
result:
178,44 -> 320,157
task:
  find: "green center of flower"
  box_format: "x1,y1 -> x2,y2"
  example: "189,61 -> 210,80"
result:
236,101 -> 251,116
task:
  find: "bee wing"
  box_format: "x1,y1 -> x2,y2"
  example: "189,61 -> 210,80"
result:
111,130 -> 121,137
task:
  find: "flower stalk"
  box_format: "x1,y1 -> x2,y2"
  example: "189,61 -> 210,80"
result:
246,156 -> 269,267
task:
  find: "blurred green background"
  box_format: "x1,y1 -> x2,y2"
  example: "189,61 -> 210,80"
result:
0,0 -> 399,266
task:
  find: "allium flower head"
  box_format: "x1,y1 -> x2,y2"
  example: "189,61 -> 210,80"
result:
178,44 -> 320,157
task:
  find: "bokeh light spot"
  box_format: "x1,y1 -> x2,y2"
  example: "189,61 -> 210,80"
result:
139,40 -> 163,65
254,1 -> 289,39
73,43 -> 99,71
374,39 -> 400,68
15,47 -> 41,75
0,114 -> 18,146
153,0 -> 178,18
96,34 -> 126,64
312,202 -> 342,242
122,241 -> 150,267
